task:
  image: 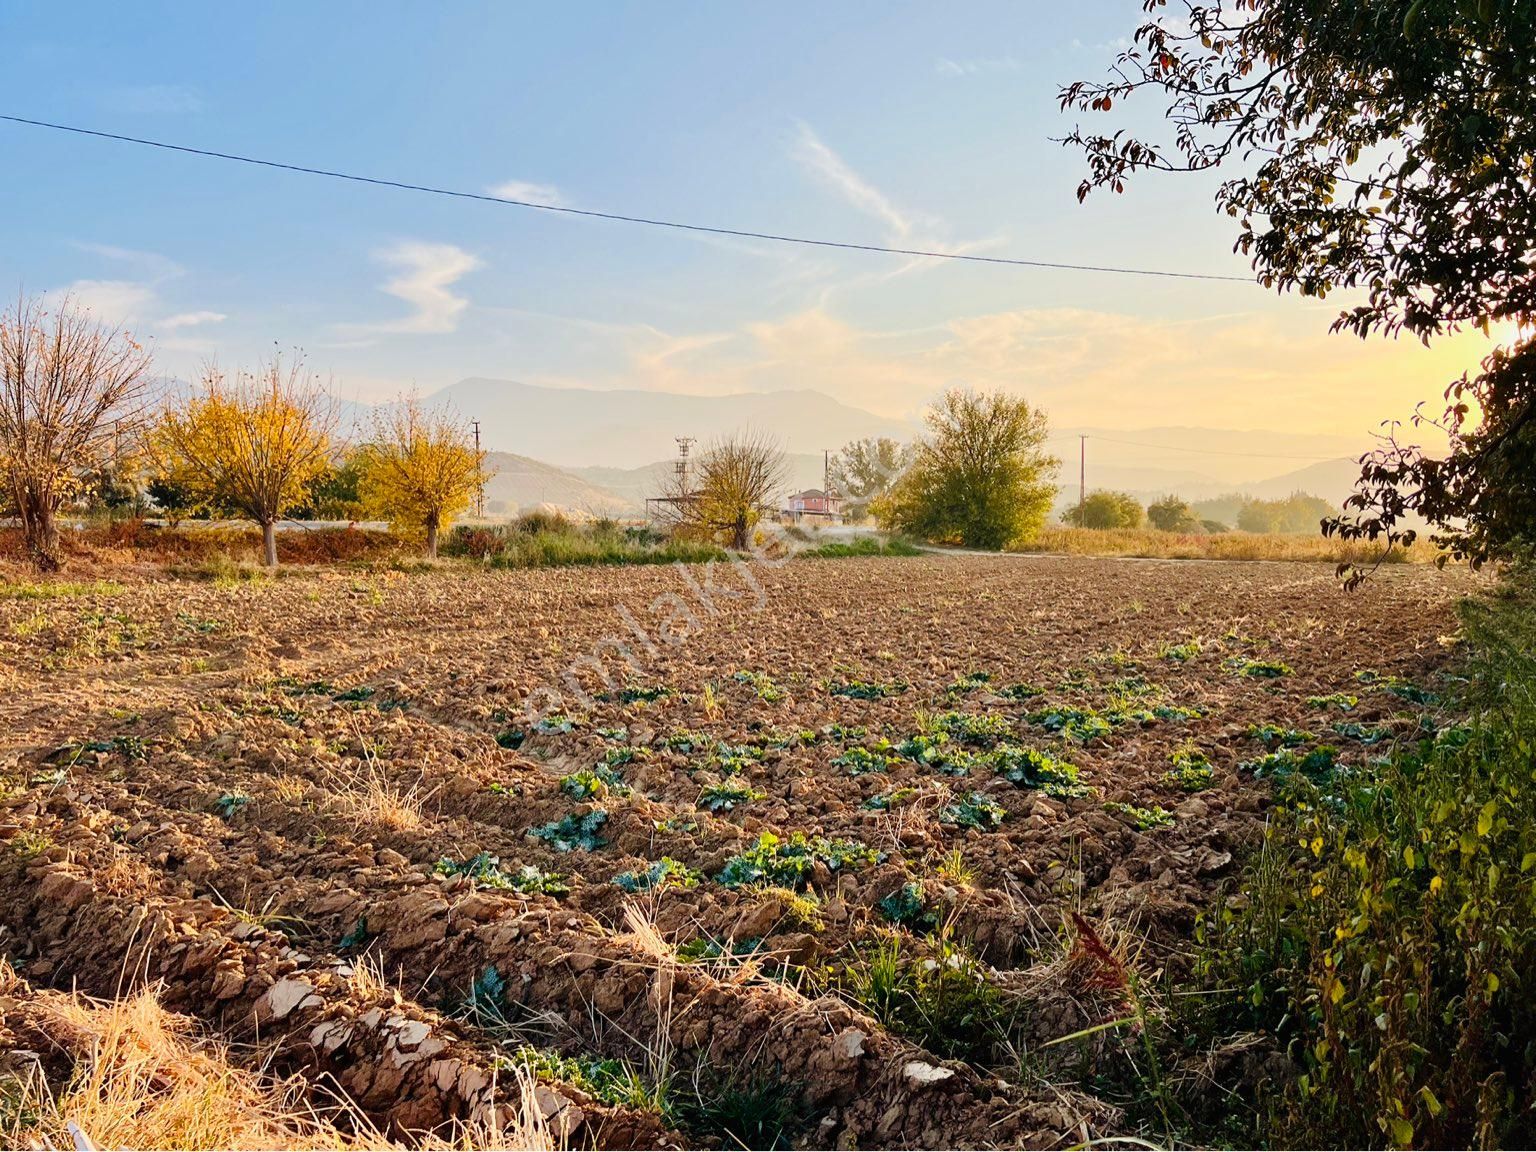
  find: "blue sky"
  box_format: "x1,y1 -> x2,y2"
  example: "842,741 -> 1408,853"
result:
0,1 -> 1496,438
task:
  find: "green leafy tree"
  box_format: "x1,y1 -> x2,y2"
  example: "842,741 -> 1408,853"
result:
290,453 -> 367,522
1064,489 -> 1144,529
829,436 -> 913,521
1061,1 -> 1536,578
1147,494 -> 1199,532
879,388 -> 1058,549
1236,492 -> 1335,535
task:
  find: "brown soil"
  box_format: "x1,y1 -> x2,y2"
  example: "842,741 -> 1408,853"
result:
0,554 -> 1475,1148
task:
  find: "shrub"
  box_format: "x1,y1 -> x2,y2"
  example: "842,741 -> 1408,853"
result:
1064,489 -> 1145,529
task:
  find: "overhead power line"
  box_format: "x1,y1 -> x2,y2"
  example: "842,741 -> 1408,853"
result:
0,113 -> 1257,283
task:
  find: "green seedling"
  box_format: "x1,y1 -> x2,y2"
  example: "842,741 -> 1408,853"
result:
698,778 -> 765,812
528,810 -> 609,853
613,856 -> 702,893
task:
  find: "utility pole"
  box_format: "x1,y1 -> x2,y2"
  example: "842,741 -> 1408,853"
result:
1078,435 -> 1086,526
471,420 -> 484,519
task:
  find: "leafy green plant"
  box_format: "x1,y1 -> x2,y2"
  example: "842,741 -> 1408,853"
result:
821,722 -> 868,743
990,744 -> 1092,798
863,786 -> 919,810
895,732 -> 951,766
1332,720 -> 1394,745
495,728 -> 526,750
932,710 -> 1014,747
528,810 -> 609,853
828,676 -> 908,700
211,792 -> 250,820
1104,801 -> 1175,830
1305,692 -> 1358,711
878,881 -> 937,930
602,744 -> 650,767
832,745 -> 900,775
560,765 -> 631,800
732,669 -> 786,702
1242,745 -> 1341,788
1165,744 -> 1215,791
1227,657 -> 1293,679
511,1046 -> 665,1116
946,671 -> 992,696
1151,703 -> 1204,722
675,1064 -> 805,1151
1160,638 -> 1203,662
533,712 -> 581,735
1246,722 -> 1316,747
697,778 -> 765,812
607,683 -> 671,704
717,831 -> 878,890
1029,705 -> 1115,743
938,791 -> 1007,831
435,853 -> 570,895
613,856 -> 702,893
665,727 -> 709,753
1001,682 -> 1045,700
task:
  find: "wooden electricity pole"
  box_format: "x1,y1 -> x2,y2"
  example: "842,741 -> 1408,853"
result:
471,420 -> 484,518
1078,435 -> 1086,525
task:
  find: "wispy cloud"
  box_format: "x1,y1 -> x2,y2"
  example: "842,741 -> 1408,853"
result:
160,310 -> 226,329
935,54 -> 1021,77
58,280 -> 158,324
363,241 -> 481,335
487,179 -> 566,207
105,84 -> 203,115
71,241 -> 183,282
793,123 -> 916,240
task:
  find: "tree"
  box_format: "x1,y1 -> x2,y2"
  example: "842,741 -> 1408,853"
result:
655,431 -> 786,550
829,437 -> 914,521
358,396 -> 487,557
880,389 -> 1058,549
1148,494 -> 1200,532
1236,491 -> 1335,535
154,355 -> 334,567
0,294 -> 152,570
1061,1 -> 1536,578
290,453 -> 367,522
1064,489 -> 1144,529
146,474 -> 198,528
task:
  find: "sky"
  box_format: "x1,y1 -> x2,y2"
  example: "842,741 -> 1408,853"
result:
0,1 -> 1501,445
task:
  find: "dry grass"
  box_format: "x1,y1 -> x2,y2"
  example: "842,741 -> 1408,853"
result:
1017,525 -> 1439,564
3,970 -> 558,1151
326,734 -> 434,833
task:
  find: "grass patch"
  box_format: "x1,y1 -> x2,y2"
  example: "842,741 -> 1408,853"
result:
796,536 -> 922,559
0,580 -> 123,600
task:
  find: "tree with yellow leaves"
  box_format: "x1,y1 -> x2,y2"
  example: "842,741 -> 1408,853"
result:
357,395 -> 487,557
153,355 -> 334,567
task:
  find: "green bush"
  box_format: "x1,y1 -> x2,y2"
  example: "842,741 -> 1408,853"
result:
1184,573 -> 1536,1148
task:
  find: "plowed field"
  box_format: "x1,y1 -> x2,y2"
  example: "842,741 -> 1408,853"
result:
0,554 -> 1473,1148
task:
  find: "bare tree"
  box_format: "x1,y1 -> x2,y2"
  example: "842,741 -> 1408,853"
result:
0,294 -> 154,571
653,430 -> 787,550
153,355 -> 335,567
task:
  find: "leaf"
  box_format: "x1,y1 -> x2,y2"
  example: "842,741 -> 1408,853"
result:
1402,0 -> 1425,36
1389,1116 -> 1414,1147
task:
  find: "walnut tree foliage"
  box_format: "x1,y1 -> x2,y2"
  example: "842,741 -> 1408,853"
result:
1060,0 -> 1536,583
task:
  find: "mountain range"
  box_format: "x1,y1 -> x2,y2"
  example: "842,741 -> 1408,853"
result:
392,380 -> 1379,516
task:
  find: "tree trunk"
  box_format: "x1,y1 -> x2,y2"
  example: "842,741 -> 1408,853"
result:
18,490 -> 61,573
262,520 -> 278,568
426,517 -> 440,559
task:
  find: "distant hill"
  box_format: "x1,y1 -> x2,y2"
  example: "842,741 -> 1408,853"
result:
481,452 -> 631,517
426,379 -> 917,469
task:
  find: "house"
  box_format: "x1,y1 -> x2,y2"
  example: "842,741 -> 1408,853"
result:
784,488 -> 843,521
